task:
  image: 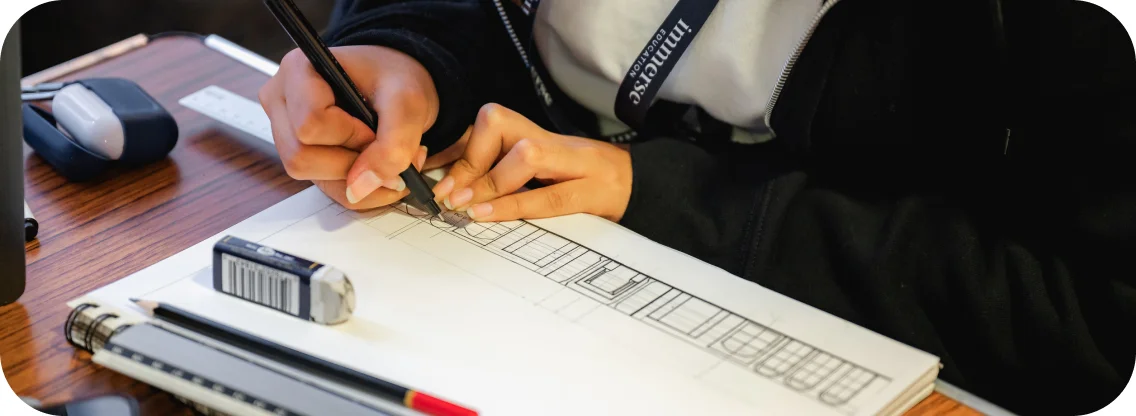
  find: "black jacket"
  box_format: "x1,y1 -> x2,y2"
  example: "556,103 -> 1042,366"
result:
324,0 -> 1136,413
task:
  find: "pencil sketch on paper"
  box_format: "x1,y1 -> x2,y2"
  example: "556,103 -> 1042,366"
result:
363,203 -> 891,413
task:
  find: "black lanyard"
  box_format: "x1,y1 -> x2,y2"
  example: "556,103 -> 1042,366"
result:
498,0 -> 721,143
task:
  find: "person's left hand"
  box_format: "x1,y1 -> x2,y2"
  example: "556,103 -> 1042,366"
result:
426,104 -> 632,223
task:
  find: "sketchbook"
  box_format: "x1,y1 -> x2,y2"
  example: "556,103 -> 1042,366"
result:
64,83 -> 940,415
66,181 -> 941,415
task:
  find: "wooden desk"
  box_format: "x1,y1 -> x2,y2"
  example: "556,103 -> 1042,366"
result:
0,34 -> 980,415
3,33 -> 306,414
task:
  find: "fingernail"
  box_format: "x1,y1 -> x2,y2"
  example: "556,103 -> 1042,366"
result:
382,177 -> 406,192
467,203 -> 493,219
435,176 -> 455,198
347,170 -> 381,204
448,188 -> 473,208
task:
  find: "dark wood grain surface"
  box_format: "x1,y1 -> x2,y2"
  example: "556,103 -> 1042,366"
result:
0,34 -> 982,415
3,34 -> 306,414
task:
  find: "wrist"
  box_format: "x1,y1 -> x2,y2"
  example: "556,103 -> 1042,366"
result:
589,141 -> 633,222
611,147 -> 633,222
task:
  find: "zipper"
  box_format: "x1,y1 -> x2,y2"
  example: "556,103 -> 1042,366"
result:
492,0 -> 533,68
763,0 -> 844,136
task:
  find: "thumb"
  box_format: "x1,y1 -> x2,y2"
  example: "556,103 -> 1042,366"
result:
344,87 -> 431,204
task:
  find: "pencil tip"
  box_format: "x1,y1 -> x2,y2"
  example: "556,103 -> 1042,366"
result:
425,200 -> 443,217
129,297 -> 140,303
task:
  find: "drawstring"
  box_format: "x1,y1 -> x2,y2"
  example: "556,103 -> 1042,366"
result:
989,0 -> 1013,154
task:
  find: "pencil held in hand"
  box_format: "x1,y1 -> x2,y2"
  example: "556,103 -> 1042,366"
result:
260,0 -> 443,217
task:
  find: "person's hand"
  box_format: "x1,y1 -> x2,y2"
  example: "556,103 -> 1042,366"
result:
427,104 -> 633,222
258,45 -> 439,210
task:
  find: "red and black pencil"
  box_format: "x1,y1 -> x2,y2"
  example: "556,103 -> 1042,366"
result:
133,299 -> 477,416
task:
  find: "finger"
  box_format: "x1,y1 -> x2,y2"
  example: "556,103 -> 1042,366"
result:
443,140 -> 537,211
314,179 -> 408,211
442,104 -> 556,200
414,146 -> 427,172
267,97 -> 361,180
257,69 -> 284,114
465,181 -> 592,222
424,125 -> 472,171
445,137 -> 593,211
345,85 -> 430,204
281,50 -> 374,149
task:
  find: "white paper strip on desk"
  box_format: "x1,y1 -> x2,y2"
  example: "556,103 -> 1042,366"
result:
72,185 -> 941,416
179,85 -> 274,145
179,85 -> 455,183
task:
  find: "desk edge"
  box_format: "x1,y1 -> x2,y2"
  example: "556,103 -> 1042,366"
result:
203,35 -> 280,77
22,34 -> 150,86
21,33 -> 280,87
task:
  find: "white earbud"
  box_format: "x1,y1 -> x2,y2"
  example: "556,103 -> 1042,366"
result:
51,83 -> 126,160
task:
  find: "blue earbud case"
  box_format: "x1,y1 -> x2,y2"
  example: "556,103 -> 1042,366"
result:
22,78 -> 178,182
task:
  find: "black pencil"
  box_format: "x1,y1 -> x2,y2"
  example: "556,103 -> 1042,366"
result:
261,0 -> 443,219
131,298 -> 477,416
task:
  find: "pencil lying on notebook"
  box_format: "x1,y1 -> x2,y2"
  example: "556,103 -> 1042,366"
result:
131,298 -> 478,416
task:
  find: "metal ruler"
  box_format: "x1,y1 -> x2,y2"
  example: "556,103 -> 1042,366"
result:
179,85 -> 275,145
93,323 -> 405,416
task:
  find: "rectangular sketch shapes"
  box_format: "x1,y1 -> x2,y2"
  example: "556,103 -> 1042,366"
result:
819,366 -> 887,407
612,280 -> 673,316
711,321 -> 786,365
374,204 -> 893,414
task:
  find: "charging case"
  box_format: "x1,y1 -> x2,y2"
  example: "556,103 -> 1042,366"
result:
22,78 -> 178,182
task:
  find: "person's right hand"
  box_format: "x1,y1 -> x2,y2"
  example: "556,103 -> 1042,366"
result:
259,45 -> 440,210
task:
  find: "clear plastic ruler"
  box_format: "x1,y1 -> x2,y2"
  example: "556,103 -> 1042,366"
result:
179,85 -> 448,183
179,85 -> 275,145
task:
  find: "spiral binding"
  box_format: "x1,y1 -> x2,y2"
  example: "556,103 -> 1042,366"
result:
65,303 -> 237,416
65,303 -> 313,416
64,302 -> 133,354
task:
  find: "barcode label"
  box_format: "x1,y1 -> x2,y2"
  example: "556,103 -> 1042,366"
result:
220,253 -> 301,316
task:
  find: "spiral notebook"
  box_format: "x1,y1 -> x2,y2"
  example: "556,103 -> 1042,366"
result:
63,182 -> 942,416
65,301 -> 415,416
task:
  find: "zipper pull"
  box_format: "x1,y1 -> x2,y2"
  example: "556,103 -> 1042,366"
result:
1003,128 -> 1012,155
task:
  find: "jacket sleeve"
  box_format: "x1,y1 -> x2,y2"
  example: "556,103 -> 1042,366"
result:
321,0 -> 533,155
618,138 -> 784,276
621,122 -> 1136,416
620,4 -> 1136,415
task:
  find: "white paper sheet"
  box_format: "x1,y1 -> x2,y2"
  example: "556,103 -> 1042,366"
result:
72,186 -> 938,416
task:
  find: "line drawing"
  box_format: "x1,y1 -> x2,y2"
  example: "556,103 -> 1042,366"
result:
364,204 -> 891,413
